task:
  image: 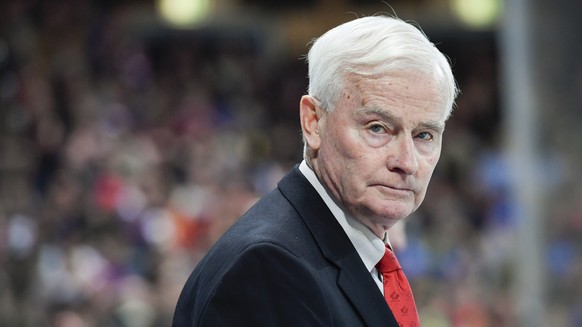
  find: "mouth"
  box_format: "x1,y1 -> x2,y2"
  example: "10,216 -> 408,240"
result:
373,184 -> 414,196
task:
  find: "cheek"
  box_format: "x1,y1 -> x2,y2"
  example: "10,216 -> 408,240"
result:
424,147 -> 442,172
416,152 -> 440,184
322,126 -> 360,162
427,156 -> 440,171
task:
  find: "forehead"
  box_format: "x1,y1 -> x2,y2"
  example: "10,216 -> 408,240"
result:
341,71 -> 448,121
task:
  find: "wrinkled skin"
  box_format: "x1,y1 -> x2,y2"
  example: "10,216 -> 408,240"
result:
301,71 -> 448,238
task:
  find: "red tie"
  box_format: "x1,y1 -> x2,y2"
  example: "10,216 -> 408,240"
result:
376,245 -> 420,327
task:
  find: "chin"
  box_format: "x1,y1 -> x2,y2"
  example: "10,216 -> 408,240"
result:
363,207 -> 412,227
350,199 -> 413,224
375,202 -> 414,220
379,212 -> 410,223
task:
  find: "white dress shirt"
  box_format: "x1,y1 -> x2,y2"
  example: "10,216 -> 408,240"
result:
299,161 -> 387,293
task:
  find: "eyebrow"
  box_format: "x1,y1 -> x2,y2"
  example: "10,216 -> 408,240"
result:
355,106 -> 445,133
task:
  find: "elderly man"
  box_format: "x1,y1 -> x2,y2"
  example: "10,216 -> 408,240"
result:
174,15 -> 458,327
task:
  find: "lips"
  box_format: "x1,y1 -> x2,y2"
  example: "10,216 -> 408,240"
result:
373,184 -> 414,195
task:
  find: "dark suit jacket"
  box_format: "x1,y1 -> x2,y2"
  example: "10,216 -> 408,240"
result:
173,166 -> 399,326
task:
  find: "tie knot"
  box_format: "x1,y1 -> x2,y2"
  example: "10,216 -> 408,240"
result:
376,245 -> 402,274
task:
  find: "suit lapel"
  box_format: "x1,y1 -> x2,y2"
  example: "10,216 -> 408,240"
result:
335,252 -> 397,326
278,167 -> 398,327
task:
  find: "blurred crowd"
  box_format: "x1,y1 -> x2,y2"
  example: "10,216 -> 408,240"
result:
1,1 -> 581,326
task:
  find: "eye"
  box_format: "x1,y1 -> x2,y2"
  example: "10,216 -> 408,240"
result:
368,124 -> 386,134
416,131 -> 434,141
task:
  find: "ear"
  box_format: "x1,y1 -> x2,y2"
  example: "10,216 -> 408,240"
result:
299,95 -> 323,152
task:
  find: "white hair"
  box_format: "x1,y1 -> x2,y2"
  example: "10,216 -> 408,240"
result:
306,15 -> 458,119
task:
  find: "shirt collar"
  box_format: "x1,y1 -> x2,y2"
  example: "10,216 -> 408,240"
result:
299,160 -> 386,272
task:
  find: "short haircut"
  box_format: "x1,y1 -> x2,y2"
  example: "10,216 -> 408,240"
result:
306,15 -> 458,119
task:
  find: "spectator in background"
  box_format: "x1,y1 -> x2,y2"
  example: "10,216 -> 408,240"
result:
173,15 -> 458,327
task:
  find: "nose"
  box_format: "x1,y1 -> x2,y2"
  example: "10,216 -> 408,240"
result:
387,135 -> 418,175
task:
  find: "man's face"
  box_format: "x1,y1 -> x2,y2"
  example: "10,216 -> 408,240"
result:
310,71 -> 448,237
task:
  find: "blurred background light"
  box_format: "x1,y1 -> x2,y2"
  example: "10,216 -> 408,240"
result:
1,0 -> 581,325
0,39 -> 8,65
451,0 -> 502,29
157,0 -> 211,27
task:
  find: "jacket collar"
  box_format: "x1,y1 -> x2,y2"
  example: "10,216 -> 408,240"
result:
278,166 -> 397,327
